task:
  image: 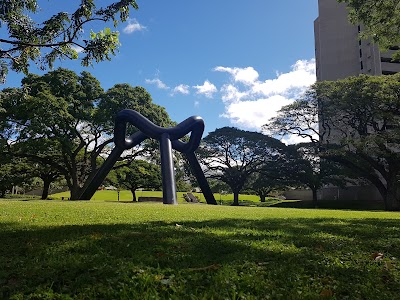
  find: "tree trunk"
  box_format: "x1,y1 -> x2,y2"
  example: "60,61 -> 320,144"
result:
131,189 -> 137,202
312,188 -> 318,208
383,180 -> 400,211
70,185 -> 82,200
259,193 -> 266,202
41,179 -> 51,200
232,192 -> 239,206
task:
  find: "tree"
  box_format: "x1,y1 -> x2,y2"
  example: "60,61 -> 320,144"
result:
31,163 -> 62,200
108,160 -> 162,201
265,74 -> 400,211
208,179 -> 230,194
1,68 -> 173,199
0,155 -> 33,198
0,0 -> 139,83
199,127 -> 287,206
338,0 -> 400,59
283,143 -> 347,207
248,172 -> 286,203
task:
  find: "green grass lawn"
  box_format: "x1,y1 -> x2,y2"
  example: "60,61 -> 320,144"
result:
48,189 -> 385,210
1,200 -> 399,299
49,189 -> 262,204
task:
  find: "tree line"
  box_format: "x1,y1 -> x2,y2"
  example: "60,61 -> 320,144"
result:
0,68 -> 174,199
1,0 -> 399,210
1,69 -> 400,210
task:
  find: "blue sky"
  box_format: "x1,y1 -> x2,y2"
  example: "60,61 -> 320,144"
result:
3,1 -> 318,142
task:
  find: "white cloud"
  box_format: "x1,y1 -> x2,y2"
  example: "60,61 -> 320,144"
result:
145,78 -> 170,90
220,95 -> 292,130
217,59 -> 316,135
280,134 -> 314,145
172,84 -> 190,95
251,60 -> 316,97
219,84 -> 249,103
214,66 -> 259,86
123,19 -> 147,34
193,80 -> 217,98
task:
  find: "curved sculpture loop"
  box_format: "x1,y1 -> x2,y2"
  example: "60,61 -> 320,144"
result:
78,109 -> 217,205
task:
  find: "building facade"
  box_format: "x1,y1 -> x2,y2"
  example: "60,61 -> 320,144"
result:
314,0 -> 400,82
311,0 -> 400,203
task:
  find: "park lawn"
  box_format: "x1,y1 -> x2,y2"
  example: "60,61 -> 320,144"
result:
0,200 -> 399,299
50,190 -> 187,202
50,189 -> 262,204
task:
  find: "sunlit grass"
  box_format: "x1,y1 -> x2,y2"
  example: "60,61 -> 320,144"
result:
1,200 -> 399,299
50,189 -> 262,203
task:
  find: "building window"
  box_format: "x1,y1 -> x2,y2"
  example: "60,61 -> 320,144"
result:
381,57 -> 400,63
359,49 -> 362,57
360,61 -> 364,70
382,70 -> 397,75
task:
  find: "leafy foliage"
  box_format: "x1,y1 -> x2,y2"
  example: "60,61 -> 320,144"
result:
0,155 -> 33,197
247,172 -> 286,202
0,68 -> 173,199
0,0 -> 139,83
338,0 -> 400,59
265,74 -> 400,211
199,127 -> 287,206
107,160 -> 162,201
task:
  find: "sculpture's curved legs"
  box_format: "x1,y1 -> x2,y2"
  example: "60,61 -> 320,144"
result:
184,152 -> 217,205
78,109 -> 216,205
77,132 -> 148,200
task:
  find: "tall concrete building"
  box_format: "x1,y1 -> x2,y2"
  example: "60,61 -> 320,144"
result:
309,0 -> 400,203
314,0 -> 400,81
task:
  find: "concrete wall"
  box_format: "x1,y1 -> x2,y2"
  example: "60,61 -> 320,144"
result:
284,185 -> 383,202
315,0 -> 360,81
315,0 -> 400,81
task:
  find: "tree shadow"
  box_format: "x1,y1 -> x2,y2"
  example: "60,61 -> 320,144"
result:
0,217 -> 399,298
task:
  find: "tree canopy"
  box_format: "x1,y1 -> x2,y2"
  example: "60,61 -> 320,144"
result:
265,74 -> 400,211
107,160 -> 162,201
0,154 -> 32,198
338,0 -> 400,58
1,68 -> 173,199
199,127 -> 287,206
0,0 -> 138,83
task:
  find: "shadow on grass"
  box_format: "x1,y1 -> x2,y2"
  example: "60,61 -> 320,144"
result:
220,198 -> 386,211
271,200 -> 386,211
0,217 -> 399,299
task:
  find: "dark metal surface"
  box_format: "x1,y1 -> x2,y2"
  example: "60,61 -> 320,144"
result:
79,109 -> 216,205
160,133 -> 177,204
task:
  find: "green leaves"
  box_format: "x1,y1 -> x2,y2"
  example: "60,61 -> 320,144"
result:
82,28 -> 120,67
107,160 -> 162,201
200,127 -> 287,205
0,0 -> 139,83
268,73 -> 400,210
1,68 -> 173,200
339,0 -> 400,57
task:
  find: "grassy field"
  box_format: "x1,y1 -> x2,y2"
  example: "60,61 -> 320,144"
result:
48,189 -> 385,210
49,189 -> 262,204
1,200 -> 399,299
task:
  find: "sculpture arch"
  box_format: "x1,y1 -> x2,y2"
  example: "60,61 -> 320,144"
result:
78,109 -> 217,205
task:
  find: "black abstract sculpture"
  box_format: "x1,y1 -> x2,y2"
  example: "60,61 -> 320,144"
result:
78,109 -> 217,205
